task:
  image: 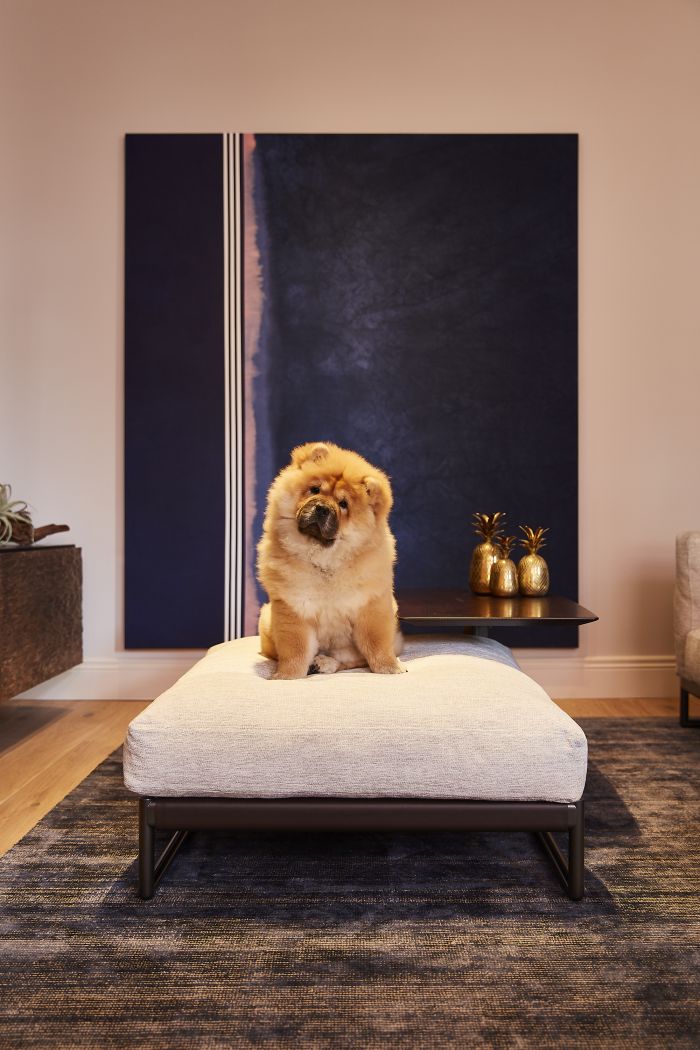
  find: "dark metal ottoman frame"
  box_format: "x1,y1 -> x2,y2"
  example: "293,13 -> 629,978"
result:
138,796 -> 585,901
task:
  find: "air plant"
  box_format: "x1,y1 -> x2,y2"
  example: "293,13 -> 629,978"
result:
0,484 -> 69,545
0,484 -> 31,543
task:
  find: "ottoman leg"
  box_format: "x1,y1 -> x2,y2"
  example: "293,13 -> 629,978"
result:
537,800 -> 585,901
138,798 -> 189,899
139,798 -> 155,899
567,799 -> 585,901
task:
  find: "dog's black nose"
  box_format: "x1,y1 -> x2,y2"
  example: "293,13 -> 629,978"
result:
315,504 -> 331,520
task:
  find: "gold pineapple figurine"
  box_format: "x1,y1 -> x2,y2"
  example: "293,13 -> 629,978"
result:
469,512 -> 506,594
518,526 -> 550,596
490,536 -> 519,597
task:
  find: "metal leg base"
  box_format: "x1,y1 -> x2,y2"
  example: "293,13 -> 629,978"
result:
536,799 -> 585,900
137,796 -> 585,900
139,798 -> 188,899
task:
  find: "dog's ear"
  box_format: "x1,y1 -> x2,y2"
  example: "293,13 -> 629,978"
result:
363,473 -> 393,515
291,442 -> 331,469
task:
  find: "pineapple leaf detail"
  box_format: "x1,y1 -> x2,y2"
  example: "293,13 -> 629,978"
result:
496,535 -> 517,560
519,525 -> 549,554
472,511 -> 506,542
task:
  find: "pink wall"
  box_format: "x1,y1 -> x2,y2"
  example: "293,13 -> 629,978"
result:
2,0 -> 698,698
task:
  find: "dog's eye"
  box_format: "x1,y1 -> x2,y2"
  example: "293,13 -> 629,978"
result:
338,499 -> 348,510
309,486 -> 321,495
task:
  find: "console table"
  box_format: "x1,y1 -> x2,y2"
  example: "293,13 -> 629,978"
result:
0,544 -> 83,701
396,589 -> 598,637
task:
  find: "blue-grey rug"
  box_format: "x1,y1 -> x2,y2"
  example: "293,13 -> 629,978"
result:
1,718 -> 699,1048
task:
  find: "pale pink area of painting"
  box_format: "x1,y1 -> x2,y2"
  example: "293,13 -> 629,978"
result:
243,133 -> 263,636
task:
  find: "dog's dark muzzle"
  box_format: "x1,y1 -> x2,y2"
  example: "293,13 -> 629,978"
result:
297,497 -> 339,545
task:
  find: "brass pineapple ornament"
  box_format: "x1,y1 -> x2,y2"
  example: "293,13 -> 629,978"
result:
469,512 -> 506,594
490,535 -> 519,596
518,526 -> 550,596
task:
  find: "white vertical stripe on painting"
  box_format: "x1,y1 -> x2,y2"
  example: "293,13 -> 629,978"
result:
222,133 -> 231,641
233,132 -> 244,639
224,133 -> 244,640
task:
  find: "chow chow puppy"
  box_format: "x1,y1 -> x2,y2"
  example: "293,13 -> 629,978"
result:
257,441 -> 405,680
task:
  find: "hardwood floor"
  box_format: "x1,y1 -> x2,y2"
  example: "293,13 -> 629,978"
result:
0,694 -> 686,859
0,699 -> 149,857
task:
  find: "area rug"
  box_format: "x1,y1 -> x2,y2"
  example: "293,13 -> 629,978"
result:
1,718 -> 699,1048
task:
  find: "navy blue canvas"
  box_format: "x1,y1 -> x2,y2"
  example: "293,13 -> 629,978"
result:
124,134 -> 226,648
125,133 -> 578,649
250,135 -> 579,647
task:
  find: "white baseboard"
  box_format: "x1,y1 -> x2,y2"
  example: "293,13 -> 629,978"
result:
515,652 -> 677,700
16,650 -> 678,701
17,652 -> 206,701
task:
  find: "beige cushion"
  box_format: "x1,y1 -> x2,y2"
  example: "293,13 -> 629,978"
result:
123,636 -> 587,804
674,532 -> 700,679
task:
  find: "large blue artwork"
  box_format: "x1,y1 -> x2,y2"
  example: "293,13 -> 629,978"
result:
125,133 -> 578,648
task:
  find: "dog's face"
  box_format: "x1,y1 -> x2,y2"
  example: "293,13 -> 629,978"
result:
265,442 -> 393,561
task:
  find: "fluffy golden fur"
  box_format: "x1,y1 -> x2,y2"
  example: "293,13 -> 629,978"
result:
257,441 -> 405,680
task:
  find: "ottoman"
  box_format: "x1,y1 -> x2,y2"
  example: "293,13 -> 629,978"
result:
123,635 -> 588,899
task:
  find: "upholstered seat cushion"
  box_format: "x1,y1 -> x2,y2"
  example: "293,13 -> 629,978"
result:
684,629 -> 700,682
123,636 -> 587,803
674,531 -> 700,680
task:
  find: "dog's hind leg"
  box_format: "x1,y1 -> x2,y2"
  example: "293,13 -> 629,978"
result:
310,653 -> 342,674
316,638 -> 367,672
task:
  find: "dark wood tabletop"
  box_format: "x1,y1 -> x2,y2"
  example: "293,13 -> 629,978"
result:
396,589 -> 598,628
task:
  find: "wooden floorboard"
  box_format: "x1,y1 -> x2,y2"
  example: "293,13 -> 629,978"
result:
0,694 -> 690,858
0,699 -> 149,856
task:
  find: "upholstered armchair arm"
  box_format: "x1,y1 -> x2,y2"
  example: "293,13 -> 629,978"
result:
674,532 -> 700,684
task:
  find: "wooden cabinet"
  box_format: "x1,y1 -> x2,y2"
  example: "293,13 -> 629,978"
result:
0,545 -> 82,701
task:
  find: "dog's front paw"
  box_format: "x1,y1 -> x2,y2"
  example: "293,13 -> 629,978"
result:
371,659 -> 407,675
271,666 -> 307,681
309,654 -> 340,675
